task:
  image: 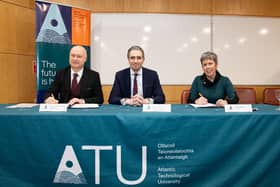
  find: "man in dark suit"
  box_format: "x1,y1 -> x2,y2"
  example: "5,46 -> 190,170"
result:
44,45 -> 104,105
109,45 -> 165,106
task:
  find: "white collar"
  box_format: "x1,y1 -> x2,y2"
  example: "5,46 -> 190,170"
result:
71,68 -> 84,77
130,68 -> 142,76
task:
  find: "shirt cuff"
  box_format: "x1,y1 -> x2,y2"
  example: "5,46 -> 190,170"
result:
120,98 -> 127,105
80,99 -> 86,104
147,98 -> 154,104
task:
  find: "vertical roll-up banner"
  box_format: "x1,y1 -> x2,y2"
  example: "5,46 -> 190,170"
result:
35,1 -> 91,103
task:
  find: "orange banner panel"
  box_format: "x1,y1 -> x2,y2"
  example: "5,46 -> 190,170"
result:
72,8 -> 90,46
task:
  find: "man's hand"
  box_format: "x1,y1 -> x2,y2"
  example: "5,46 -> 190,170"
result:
68,98 -> 85,106
44,96 -> 58,104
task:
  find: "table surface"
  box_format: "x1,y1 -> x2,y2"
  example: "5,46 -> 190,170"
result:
0,103 -> 279,115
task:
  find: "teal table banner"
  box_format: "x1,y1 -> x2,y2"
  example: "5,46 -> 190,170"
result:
0,104 -> 280,187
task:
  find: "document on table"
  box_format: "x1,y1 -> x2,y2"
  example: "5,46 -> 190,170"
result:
6,103 -> 38,108
70,104 -> 99,108
190,103 -> 218,108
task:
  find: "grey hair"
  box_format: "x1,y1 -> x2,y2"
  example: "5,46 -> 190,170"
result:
127,45 -> 145,59
200,51 -> 218,64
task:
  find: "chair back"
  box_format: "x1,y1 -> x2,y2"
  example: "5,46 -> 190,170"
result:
235,87 -> 256,104
181,89 -> 190,104
263,88 -> 279,105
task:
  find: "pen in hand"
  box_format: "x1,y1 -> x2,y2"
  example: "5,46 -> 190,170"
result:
197,92 -> 208,105
47,93 -> 58,104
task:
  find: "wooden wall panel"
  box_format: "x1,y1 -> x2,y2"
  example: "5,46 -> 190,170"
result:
15,4 -> 35,55
0,54 -> 18,103
122,0 -> 172,13
90,0 -> 125,12
0,1 -> 35,55
44,0 -> 91,9
1,0 -> 34,9
165,0 -> 211,14
0,2 -> 17,54
167,0 -> 211,14
162,85 -> 190,104
90,0 -> 280,16
212,0 -> 280,17
90,0 -> 280,17
0,1 -> 35,104
17,55 -> 36,102
0,54 -> 35,103
102,85 -> 113,103
263,0 -> 280,17
90,0 -> 212,14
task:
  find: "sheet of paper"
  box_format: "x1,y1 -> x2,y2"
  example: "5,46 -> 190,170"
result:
70,104 -> 99,109
142,104 -> 171,112
6,103 -> 38,108
39,104 -> 68,112
190,103 -> 217,108
224,104 -> 253,112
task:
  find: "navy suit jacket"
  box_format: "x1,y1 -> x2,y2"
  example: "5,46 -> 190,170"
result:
108,67 -> 165,104
44,66 -> 104,104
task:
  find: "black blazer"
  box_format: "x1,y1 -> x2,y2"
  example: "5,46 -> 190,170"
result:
44,66 -> 104,104
108,67 -> 165,105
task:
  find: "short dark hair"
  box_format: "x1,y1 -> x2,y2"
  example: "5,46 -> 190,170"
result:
200,51 -> 218,64
127,45 -> 145,59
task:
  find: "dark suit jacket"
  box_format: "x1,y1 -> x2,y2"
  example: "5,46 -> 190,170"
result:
44,66 -> 104,104
108,67 -> 165,104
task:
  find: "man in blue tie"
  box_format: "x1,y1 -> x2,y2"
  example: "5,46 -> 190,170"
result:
109,45 -> 165,106
44,45 -> 104,105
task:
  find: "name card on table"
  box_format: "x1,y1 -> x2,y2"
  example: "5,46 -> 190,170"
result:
39,104 -> 68,112
143,104 -> 171,112
224,104 -> 253,112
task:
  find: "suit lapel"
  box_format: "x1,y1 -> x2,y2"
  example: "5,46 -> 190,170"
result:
79,68 -> 87,97
63,68 -> 71,100
125,69 -> 131,96
142,68 -> 148,96
65,68 -> 71,90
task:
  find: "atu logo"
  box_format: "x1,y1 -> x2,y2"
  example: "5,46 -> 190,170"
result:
53,145 -> 147,185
